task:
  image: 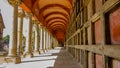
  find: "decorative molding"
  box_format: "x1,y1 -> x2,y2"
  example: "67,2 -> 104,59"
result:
18,9 -> 25,18
8,0 -> 21,6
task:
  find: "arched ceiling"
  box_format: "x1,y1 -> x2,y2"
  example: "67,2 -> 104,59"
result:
21,0 -> 72,42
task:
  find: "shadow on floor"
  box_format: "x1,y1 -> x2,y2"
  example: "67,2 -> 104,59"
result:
20,47 -> 79,68
21,50 -> 59,63
47,67 -> 54,68
34,53 -> 59,58
47,47 -> 80,68
22,58 -> 56,63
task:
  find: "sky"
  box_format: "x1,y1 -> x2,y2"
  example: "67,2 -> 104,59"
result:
0,0 -> 29,37
0,0 -> 13,37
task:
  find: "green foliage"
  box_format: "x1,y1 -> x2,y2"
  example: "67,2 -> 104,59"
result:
2,35 -> 9,44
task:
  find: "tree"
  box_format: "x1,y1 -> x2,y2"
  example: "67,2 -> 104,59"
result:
3,35 -> 10,44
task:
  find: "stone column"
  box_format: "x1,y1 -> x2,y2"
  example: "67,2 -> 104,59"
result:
49,35 -> 52,49
48,33 -> 50,50
34,22 -> 40,54
23,13 -> 33,58
53,38 -> 56,48
18,9 -> 24,56
6,0 -> 21,64
50,35 -> 53,49
40,26 -> 42,52
42,28 -> 46,52
52,38 -> 55,49
45,31 -> 48,51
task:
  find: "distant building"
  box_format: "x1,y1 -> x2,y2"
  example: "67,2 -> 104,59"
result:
0,9 -> 5,51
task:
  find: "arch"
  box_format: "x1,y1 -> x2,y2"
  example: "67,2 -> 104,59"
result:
47,21 -> 67,28
45,17 -> 68,25
43,7 -> 69,16
49,25 -> 66,33
45,14 -> 68,21
44,12 -> 69,20
48,22 -> 67,29
49,25 -> 67,33
39,4 -> 70,15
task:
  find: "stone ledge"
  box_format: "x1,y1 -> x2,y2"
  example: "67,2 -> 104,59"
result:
5,56 -> 21,64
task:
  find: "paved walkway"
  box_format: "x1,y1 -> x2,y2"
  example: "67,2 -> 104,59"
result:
0,47 -> 80,68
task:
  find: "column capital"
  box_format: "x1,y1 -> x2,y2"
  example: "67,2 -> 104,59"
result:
8,0 -> 21,6
25,12 -> 33,20
32,20 -> 39,25
27,12 -> 33,17
18,9 -> 25,18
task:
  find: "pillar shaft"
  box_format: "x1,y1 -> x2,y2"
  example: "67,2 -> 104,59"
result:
23,13 -> 33,57
45,31 -> 48,51
48,33 -> 50,49
18,10 -> 24,56
8,4 -> 18,57
6,2 -> 21,63
50,35 -> 53,49
44,30 -> 46,51
42,28 -> 45,52
51,38 -> 54,49
40,27 -> 43,51
34,23 -> 40,54
28,14 -> 32,53
51,36 -> 53,49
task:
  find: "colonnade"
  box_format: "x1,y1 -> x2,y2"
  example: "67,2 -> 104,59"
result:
5,0 -> 58,64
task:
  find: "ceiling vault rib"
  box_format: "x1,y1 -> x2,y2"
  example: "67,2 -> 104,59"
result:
21,0 -> 72,42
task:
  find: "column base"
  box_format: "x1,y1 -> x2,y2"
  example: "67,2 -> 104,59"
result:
20,51 -> 24,56
48,47 -> 51,50
5,56 -> 21,64
41,49 -> 46,53
50,47 -> 53,50
34,50 -> 41,55
43,49 -> 46,53
45,48 -> 48,52
23,52 -> 34,58
52,46 -> 55,49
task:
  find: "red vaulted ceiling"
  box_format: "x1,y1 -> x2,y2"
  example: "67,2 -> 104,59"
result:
21,0 -> 72,42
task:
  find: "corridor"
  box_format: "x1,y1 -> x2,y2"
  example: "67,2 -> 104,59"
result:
2,47 -> 79,68
0,0 -> 120,68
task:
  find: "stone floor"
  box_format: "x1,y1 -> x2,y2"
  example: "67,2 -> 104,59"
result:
0,47 -> 80,68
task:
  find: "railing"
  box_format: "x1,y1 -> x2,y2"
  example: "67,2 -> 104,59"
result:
65,45 -> 120,68
67,45 -> 120,60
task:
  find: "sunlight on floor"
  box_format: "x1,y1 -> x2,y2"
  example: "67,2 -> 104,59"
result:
0,47 -> 80,68
1,48 -> 61,68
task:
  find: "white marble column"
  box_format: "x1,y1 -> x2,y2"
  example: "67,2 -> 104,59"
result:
23,13 -> 33,58
48,33 -> 50,50
50,35 -> 53,49
53,38 -> 58,48
40,27 -> 42,52
51,37 -> 54,49
53,38 -> 56,48
34,22 -> 40,54
6,0 -> 21,64
42,28 -> 46,52
40,27 -> 45,53
8,4 -> 18,57
18,10 -> 24,56
45,31 -> 48,51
